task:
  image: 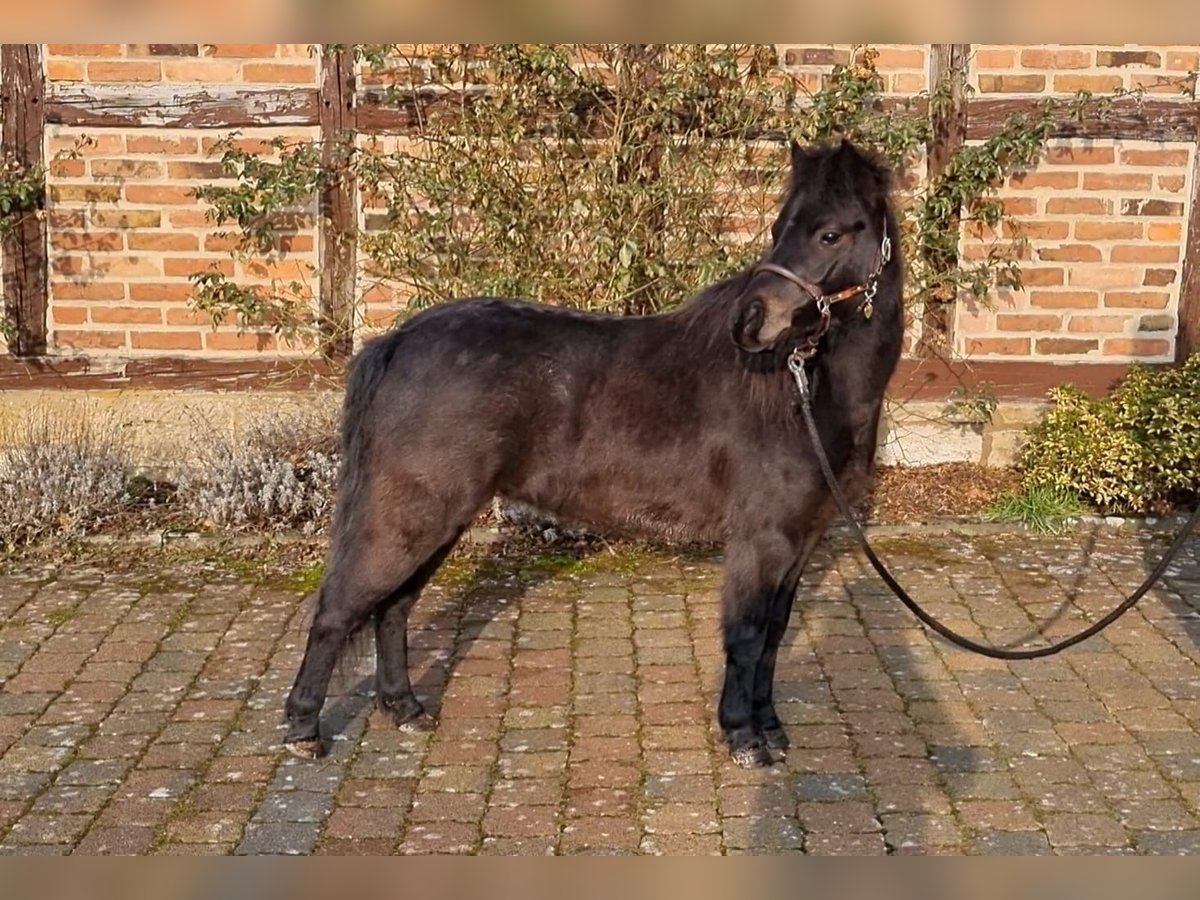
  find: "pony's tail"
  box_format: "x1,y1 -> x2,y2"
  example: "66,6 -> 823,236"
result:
330,334 -> 396,544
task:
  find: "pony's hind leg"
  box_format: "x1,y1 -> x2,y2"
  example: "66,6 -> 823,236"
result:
374,536 -> 461,730
283,487 -> 481,758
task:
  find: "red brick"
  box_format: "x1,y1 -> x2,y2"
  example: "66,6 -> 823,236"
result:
1147,223 -> 1183,242
978,74 -> 1046,93
1053,74 -> 1124,93
165,308 -> 214,326
1045,146 -> 1115,166
55,329 -> 127,350
1167,51 -> 1200,71
48,157 -> 86,177
1144,269 -> 1177,286
241,63 -> 315,82
127,233 -> 201,252
163,258 -> 233,277
1075,221 -> 1143,240
996,313 -> 1062,332
1001,197 -> 1038,216
90,210 -> 162,228
204,331 -> 278,352
1120,148 -> 1190,167
238,259 -> 312,281
1028,290 -> 1099,309
1046,198 -> 1110,215
1122,198 -> 1184,216
1007,221 -> 1070,241
124,185 -> 199,205
1096,50 -> 1162,67
966,337 -> 1030,356
1104,337 -> 1170,357
1010,171 -> 1078,190
51,306 -> 88,325
162,61 -> 241,82
50,184 -> 122,203
1037,245 -> 1102,262
126,136 -> 200,154
1020,49 -> 1093,69
206,44 -> 281,57
974,49 -> 1016,68
1019,268 -> 1065,286
1103,291 -> 1170,309
1110,245 -> 1179,263
51,231 -> 124,251
91,307 -> 164,325
873,48 -> 925,68
52,281 -> 126,301
131,331 -> 204,351
47,44 -> 123,56
1082,173 -> 1154,192
1068,315 -> 1128,333
166,161 -> 228,180
90,159 -> 164,179
86,61 -> 162,81
130,282 -> 197,302
1035,338 -> 1098,355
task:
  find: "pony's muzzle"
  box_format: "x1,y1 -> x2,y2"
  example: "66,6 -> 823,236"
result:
731,291 -> 821,353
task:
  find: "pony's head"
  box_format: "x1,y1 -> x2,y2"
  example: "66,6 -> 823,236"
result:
730,139 -> 897,354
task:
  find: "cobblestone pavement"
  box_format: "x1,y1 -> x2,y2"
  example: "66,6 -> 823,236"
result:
4,526 -> 1200,855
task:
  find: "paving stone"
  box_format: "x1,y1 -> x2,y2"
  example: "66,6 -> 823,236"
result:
5,532 -> 1200,855
237,822 -> 321,856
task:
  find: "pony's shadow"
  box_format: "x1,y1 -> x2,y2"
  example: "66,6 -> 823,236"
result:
763,524 -> 1116,855
1132,513 -> 1200,657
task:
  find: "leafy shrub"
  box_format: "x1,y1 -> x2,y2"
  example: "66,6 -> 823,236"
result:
1018,354 -> 1200,514
0,407 -> 131,549
178,401 -> 341,534
193,44 -> 1098,354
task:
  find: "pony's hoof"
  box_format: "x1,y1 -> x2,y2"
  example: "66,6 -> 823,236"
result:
283,738 -> 326,760
398,712 -> 438,733
730,743 -> 774,769
763,726 -> 790,752
379,695 -> 437,732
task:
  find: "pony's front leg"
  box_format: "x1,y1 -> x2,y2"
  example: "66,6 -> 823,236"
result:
718,533 -> 798,768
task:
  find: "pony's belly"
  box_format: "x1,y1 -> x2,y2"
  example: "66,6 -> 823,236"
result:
499,472 -> 726,544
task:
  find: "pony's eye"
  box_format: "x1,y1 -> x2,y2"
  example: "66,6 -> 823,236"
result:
819,230 -> 842,246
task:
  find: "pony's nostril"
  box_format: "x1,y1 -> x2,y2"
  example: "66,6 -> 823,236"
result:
744,298 -> 765,333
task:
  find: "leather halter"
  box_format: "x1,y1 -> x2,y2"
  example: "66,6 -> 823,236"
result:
750,222 -> 893,360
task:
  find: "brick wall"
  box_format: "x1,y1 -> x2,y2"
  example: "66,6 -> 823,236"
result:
1,43 -> 1198,369
45,125 -> 319,356
957,140 -> 1194,362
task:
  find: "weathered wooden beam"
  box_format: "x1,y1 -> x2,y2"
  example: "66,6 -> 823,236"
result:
1,44 -> 48,357
1176,146 -> 1200,362
0,353 -> 1141,401
917,43 -> 970,359
317,48 -> 357,360
44,84 -> 320,128
0,355 -> 338,390
890,358 -> 1136,402
966,97 -> 1199,142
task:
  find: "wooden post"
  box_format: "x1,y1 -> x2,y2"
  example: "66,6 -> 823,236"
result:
318,46 -> 357,360
1,44 -> 47,357
917,43 -> 970,358
1176,146 -> 1200,362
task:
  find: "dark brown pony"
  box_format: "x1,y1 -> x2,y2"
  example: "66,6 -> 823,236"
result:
284,138 -> 904,767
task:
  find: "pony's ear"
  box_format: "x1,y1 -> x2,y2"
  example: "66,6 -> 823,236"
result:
789,139 -> 807,179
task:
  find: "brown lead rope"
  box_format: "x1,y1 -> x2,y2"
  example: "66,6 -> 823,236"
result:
789,351 -> 1200,660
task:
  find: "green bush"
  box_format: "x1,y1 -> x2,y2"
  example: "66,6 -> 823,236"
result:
1019,354 -> 1200,514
